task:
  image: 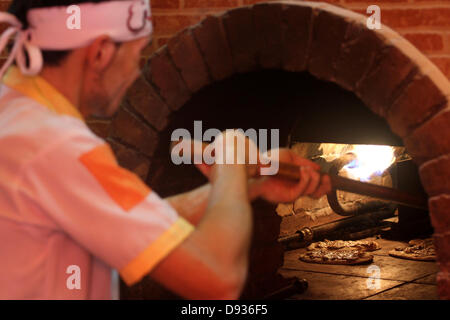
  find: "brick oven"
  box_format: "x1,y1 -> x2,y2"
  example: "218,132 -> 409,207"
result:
88,1 -> 450,299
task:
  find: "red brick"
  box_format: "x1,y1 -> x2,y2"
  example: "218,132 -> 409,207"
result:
222,7 -> 260,73
308,7 -> 352,80
381,9 -> 450,29
139,57 -> 148,69
192,14 -> 234,81
0,2 -> 10,12
434,232 -> 450,265
243,0 -> 272,5
356,45 -> 416,117
431,57 -> 450,80
143,39 -> 159,57
437,272 -> 450,300
111,108 -> 158,157
108,139 -> 151,181
404,109 -> 450,164
281,4 -> 314,72
167,28 -> 211,92
245,0 -> 340,3
153,14 -> 204,36
151,0 -> 179,9
387,74 -> 449,138
429,195 -> 450,233
185,0 -> 238,8
146,48 -> 191,111
86,119 -> 111,139
126,76 -> 171,131
334,21 -> 384,91
403,33 -> 444,53
346,0 -> 407,2
421,155 -> 450,199
252,2 -> 284,69
156,37 -> 170,48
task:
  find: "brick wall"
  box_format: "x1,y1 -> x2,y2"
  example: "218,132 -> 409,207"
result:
1,0 -> 450,78
148,0 -> 450,79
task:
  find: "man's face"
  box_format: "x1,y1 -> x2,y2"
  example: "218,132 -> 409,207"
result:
82,36 -> 151,118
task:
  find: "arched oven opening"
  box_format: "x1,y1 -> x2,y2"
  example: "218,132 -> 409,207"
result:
94,2 -> 450,299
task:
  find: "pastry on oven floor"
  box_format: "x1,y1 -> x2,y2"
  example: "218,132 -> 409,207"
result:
307,239 -> 381,251
299,247 -> 374,265
389,238 -> 436,261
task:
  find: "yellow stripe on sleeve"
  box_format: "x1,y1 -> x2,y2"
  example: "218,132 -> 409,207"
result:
120,218 -> 195,286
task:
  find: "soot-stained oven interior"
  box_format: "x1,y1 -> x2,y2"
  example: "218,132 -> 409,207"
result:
121,70 -> 436,300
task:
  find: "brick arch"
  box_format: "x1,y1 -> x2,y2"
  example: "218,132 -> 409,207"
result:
105,1 -> 450,298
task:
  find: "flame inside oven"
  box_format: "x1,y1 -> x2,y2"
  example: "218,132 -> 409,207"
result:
318,144 -> 396,182
342,145 -> 396,182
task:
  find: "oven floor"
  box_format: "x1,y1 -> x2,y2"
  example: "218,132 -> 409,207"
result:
280,237 -> 439,300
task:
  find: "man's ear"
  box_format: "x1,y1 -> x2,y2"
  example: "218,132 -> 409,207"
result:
85,35 -> 118,72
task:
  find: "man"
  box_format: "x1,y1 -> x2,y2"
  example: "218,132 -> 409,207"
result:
0,0 -> 331,299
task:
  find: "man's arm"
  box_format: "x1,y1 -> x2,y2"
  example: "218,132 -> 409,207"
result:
165,184 -> 211,226
152,164 -> 253,299
166,181 -> 262,226
153,135 -> 331,299
166,148 -> 331,226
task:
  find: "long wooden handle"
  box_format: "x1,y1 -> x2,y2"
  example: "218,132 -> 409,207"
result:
262,162 -> 428,210
171,140 -> 428,210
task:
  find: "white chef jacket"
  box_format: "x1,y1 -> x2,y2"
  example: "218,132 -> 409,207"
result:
0,66 -> 194,300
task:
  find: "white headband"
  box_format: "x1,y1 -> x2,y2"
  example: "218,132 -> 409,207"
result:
0,0 -> 153,79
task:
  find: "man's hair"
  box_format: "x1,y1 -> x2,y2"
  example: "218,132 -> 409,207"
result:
8,0 -> 111,66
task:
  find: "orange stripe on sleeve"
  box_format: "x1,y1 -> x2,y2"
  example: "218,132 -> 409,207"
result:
79,144 -> 151,212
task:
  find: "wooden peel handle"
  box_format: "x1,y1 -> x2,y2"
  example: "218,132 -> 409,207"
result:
264,162 -> 427,210
171,140 -> 428,210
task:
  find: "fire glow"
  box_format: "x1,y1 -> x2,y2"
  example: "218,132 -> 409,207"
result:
318,144 -> 396,182
343,145 -> 396,181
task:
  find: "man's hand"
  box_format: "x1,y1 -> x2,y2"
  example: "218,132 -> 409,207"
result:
194,130 -> 259,180
194,133 -> 332,204
249,148 -> 332,204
